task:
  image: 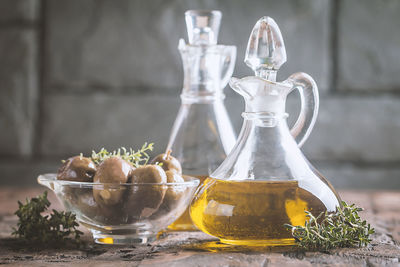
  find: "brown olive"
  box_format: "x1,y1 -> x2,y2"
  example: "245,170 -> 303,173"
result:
151,150 -> 182,174
62,187 -> 118,224
68,188 -> 101,219
163,170 -> 185,205
126,165 -> 167,221
150,171 -> 186,218
57,156 -> 96,182
166,170 -> 184,183
93,157 -> 133,207
130,164 -> 167,183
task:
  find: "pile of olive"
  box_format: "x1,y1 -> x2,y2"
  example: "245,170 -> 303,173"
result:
57,150 -> 184,224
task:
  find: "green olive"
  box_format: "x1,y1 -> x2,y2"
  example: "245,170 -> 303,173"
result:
57,156 -> 96,182
151,150 -> 182,174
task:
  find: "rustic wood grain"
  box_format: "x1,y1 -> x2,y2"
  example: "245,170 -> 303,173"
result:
0,188 -> 399,266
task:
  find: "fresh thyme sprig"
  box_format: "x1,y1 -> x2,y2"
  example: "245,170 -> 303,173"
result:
91,143 -> 154,167
12,191 -> 83,248
284,201 -> 375,251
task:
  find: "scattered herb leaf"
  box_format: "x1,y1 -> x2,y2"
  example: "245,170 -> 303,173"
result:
284,201 -> 375,251
12,191 -> 83,248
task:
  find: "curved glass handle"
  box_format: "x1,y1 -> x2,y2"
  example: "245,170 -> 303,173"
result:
220,47 -> 237,89
287,72 -> 319,147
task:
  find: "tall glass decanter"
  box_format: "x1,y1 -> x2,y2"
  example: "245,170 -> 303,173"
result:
190,17 -> 341,245
167,10 -> 237,230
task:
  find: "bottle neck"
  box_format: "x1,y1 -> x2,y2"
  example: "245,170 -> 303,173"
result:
181,87 -> 225,104
180,45 -> 226,104
243,94 -> 287,115
211,113 -> 300,181
255,69 -> 277,81
237,113 -> 296,163
241,112 -> 289,130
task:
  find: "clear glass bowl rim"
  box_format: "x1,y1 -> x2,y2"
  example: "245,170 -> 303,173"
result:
37,173 -> 200,188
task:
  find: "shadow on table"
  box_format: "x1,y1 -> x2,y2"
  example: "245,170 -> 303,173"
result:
183,240 -> 305,254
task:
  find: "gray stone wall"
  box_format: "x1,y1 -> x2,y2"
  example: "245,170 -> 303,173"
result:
0,0 -> 399,189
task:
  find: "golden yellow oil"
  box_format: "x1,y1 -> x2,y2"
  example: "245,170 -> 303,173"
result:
190,177 -> 327,246
167,175 -> 207,231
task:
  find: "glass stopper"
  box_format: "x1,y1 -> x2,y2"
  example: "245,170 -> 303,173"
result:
244,16 -> 287,75
185,10 -> 222,45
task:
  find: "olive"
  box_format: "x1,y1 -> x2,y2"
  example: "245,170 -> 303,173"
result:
68,188 -> 101,219
166,170 -> 184,184
150,171 -> 187,218
93,157 -> 133,207
130,164 -> 167,184
57,156 -> 96,182
126,164 -> 167,221
151,150 -> 182,174
163,170 -> 185,206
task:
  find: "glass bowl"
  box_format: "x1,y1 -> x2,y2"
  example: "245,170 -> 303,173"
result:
38,173 -> 199,245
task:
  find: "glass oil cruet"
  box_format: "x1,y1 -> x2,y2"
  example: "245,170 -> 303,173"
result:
167,10 -> 237,230
190,16 -> 341,245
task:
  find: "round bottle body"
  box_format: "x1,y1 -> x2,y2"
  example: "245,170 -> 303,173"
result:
190,176 -> 340,246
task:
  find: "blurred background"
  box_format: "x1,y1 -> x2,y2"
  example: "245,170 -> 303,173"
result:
0,0 -> 399,189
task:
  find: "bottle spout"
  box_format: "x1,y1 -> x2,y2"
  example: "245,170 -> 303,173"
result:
185,10 -> 222,45
229,77 -> 254,100
230,76 -> 290,114
244,16 -> 286,80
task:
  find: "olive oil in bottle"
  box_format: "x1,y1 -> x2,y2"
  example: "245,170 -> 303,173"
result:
190,178 -> 328,246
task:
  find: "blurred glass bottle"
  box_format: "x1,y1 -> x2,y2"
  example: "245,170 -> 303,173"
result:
167,10 -> 237,230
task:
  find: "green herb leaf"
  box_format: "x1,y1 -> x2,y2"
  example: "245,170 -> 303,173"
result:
90,143 -> 154,167
12,191 -> 83,248
284,201 -> 375,251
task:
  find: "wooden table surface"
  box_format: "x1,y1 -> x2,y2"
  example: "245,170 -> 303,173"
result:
0,188 -> 399,266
